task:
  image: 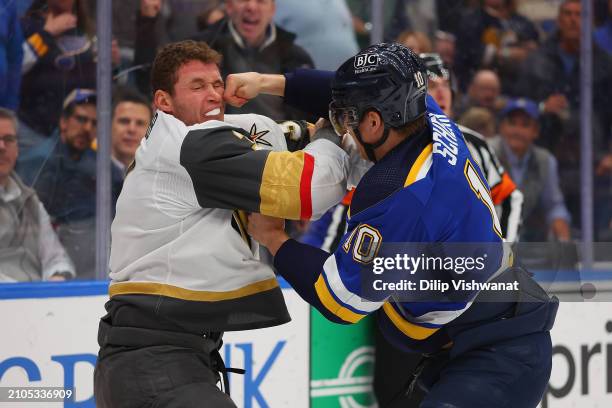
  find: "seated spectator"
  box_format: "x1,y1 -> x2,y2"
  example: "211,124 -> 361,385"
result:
433,30 -> 456,70
17,89 -> 123,279
110,87 -> 152,175
396,30 -> 432,53
453,0 -> 539,93
274,0 -> 358,70
0,108 -> 75,282
456,69 -> 504,118
515,0 -> 612,235
490,99 -> 571,242
195,0 -> 314,120
458,107 -> 496,139
111,0 -> 165,96
0,0 -> 24,110
18,0 -> 97,150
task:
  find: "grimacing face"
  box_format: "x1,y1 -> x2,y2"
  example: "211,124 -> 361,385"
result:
159,60 -> 225,126
225,0 -> 276,48
0,118 -> 18,186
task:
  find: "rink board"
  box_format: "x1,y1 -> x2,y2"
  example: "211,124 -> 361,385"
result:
0,281 -> 611,407
0,280 -> 308,408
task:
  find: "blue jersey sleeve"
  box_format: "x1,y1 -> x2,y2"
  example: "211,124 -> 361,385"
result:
274,189 -> 430,324
283,69 -> 334,118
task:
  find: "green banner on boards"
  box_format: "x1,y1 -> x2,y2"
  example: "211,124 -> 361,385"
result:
310,309 -> 377,408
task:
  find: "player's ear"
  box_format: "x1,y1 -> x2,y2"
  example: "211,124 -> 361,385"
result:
153,90 -> 173,114
366,110 -> 384,134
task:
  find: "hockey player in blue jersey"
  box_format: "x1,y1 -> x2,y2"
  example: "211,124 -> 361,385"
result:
244,43 -> 558,407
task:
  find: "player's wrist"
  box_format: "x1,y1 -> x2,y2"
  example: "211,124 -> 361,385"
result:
260,74 -> 286,97
266,231 -> 290,257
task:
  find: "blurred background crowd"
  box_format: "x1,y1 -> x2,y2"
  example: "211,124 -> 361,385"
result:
0,0 -> 610,281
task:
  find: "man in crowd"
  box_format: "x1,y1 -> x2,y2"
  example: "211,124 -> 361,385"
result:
491,98 -> 571,242
455,69 -> 503,118
17,89 -> 123,279
195,0 -> 314,119
110,87 -> 152,175
0,107 -> 75,282
516,0 -> 612,238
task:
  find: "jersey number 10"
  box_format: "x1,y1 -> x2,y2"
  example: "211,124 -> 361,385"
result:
464,160 -> 503,238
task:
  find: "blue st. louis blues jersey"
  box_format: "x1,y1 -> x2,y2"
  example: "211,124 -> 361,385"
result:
274,97 -> 512,352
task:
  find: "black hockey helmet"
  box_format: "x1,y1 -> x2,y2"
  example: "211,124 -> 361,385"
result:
329,42 -> 428,161
418,52 -> 458,96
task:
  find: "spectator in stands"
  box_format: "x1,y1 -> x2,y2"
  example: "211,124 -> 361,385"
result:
0,108 -> 75,282
274,0 -> 358,70
456,69 -> 504,118
165,0 -> 220,41
396,30 -> 432,54
490,99 -> 571,242
458,107 -> 496,139
0,0 -> 24,110
196,1 -> 226,32
111,88 -> 152,175
112,0 -> 165,96
515,0 -> 612,236
433,30 -> 456,69
18,0 -> 98,150
195,0 -> 314,120
453,0 -> 539,93
17,89 -> 123,279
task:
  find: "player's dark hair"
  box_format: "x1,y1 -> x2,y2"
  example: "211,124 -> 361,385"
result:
151,40 -> 222,95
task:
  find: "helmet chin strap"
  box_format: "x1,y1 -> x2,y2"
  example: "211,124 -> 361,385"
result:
353,126 -> 390,163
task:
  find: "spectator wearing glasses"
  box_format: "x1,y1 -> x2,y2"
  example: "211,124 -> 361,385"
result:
17,89 -> 123,279
0,107 -> 75,282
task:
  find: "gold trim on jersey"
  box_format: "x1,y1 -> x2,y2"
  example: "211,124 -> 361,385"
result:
232,210 -> 251,247
314,273 -> 367,324
404,143 -> 433,187
382,302 -> 439,340
109,278 -> 279,302
259,151 -> 304,219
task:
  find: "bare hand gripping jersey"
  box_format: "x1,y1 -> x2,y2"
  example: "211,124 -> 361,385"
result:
107,111 -> 350,333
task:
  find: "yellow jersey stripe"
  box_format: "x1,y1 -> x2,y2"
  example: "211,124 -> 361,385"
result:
259,151 -> 304,220
314,274 -> 366,324
404,143 -> 433,187
382,302 -> 439,340
109,278 -> 279,302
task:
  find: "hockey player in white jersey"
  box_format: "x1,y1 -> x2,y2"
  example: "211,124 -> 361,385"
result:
93,40 -> 356,408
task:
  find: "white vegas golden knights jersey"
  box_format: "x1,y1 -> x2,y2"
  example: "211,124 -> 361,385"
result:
107,111 -> 350,333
